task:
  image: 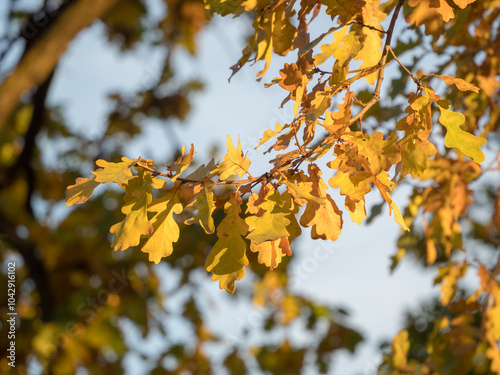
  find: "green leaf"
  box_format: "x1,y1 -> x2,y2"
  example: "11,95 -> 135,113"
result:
65,176 -> 101,206
205,192 -> 249,293
92,157 -> 137,184
437,102 -> 487,163
141,189 -> 183,264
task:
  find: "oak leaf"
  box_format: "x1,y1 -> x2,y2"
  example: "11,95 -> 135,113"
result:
66,177 -> 101,206
255,122 -> 284,150
434,262 -> 468,305
184,178 -> 216,234
400,138 -> 437,177
185,158 -> 216,180
166,144 -> 196,181
452,0 -> 476,8
437,102 -> 487,163
424,73 -> 480,93
211,135 -> 251,180
285,180 -> 325,207
320,0 -> 365,24
300,165 -> 343,241
92,157 -> 136,184
141,189 -> 183,263
373,172 -> 409,231
246,190 -> 291,244
205,192 -> 249,293
110,176 -> 154,252
313,27 -> 347,66
250,237 -> 291,270
205,0 -> 240,16
430,0 -> 455,22
333,27 -> 364,67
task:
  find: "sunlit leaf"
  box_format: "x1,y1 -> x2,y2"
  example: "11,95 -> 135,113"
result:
246,190 -> 291,244
424,73 -> 480,93
205,192 -> 249,293
211,135 -> 251,180
166,144 -> 196,181
92,157 -> 137,184
184,178 -> 216,234
437,102 -> 487,163
141,189 -> 183,263
66,176 -> 101,206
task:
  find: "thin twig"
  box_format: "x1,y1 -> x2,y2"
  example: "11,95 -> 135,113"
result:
135,1 -> 406,197
388,46 -> 421,87
135,162 -> 262,186
355,21 -> 387,34
349,0 -> 407,126
292,123 -> 307,155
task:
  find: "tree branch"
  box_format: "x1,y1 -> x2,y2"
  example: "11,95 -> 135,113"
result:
349,0 -> 407,125
0,0 -> 120,129
0,70 -> 56,210
0,211 -> 54,322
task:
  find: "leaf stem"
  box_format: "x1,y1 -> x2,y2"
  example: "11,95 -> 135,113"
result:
387,46 -> 422,88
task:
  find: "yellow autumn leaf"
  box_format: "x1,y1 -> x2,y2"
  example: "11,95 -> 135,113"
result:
205,192 -> 249,293
424,73 -> 480,93
255,122 -> 284,150
344,196 -> 366,225
452,0 -> 476,8
166,144 -> 196,181
333,27 -> 364,67
211,135 -> 251,180
437,102 -> 487,163
110,192 -> 153,252
141,190 -> 183,263
66,176 -> 101,206
285,180 -> 325,206
313,27 -> 347,66
92,157 -> 137,184
300,195 -> 343,241
250,238 -> 289,270
184,179 -> 216,234
246,190 -> 291,244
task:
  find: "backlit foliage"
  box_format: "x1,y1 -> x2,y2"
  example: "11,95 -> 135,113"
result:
68,0 -> 500,374
65,0 -> 500,372
66,0 -> 500,371
1,0 -> 499,373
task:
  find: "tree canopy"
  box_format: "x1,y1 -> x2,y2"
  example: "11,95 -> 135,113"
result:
1,0 -> 499,374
